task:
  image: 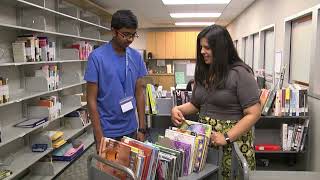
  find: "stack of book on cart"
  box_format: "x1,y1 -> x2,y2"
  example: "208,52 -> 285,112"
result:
98,120 -> 212,180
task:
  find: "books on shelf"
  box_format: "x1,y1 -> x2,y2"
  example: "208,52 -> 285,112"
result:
174,90 -> 191,106
52,142 -> 84,161
65,108 -> 90,126
67,41 -> 93,60
12,35 -> 56,62
48,131 -> 67,149
0,77 -> 9,104
260,83 -> 308,117
97,120 -> 212,180
281,120 -> 309,152
27,96 -> 61,120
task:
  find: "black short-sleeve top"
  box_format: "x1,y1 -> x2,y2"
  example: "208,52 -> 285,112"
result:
191,64 -> 260,121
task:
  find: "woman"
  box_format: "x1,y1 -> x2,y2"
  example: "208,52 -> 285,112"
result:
171,25 -> 261,179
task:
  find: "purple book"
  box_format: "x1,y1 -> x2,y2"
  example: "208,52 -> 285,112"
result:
158,136 -> 191,176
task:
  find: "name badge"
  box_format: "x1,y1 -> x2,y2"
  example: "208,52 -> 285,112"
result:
120,96 -> 134,113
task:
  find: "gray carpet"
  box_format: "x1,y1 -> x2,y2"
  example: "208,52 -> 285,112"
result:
55,145 -> 96,180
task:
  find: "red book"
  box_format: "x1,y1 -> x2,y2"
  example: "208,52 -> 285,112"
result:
255,144 -> 281,151
122,137 -> 152,180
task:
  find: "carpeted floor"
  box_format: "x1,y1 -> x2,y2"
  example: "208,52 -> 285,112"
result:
55,145 -> 96,180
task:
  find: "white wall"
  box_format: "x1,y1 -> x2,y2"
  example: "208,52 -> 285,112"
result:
131,29 -> 147,50
226,0 -> 320,171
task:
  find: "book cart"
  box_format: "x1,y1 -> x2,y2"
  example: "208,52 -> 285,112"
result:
87,140 -> 221,180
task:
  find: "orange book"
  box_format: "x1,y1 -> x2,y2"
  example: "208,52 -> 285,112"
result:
38,100 -> 53,107
98,137 -> 131,180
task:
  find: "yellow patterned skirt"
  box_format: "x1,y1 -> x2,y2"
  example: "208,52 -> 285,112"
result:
199,116 -> 256,180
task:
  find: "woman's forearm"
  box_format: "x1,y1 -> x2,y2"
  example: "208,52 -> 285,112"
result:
176,102 -> 199,116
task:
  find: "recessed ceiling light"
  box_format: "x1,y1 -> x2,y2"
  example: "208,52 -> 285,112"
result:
175,22 -> 215,26
170,13 -> 221,18
162,0 -> 231,5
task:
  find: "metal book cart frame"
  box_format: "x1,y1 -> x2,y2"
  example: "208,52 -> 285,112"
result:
87,146 -> 222,180
232,142 -> 320,180
87,154 -> 138,180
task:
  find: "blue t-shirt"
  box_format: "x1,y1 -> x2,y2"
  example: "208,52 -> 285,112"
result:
84,42 -> 147,137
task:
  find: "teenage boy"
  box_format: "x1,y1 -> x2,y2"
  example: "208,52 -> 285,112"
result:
84,10 -> 147,149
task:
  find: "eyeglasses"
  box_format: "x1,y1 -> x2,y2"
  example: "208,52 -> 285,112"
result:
117,31 -> 139,40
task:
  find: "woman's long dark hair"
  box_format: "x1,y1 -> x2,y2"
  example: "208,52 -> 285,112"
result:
194,24 -> 250,89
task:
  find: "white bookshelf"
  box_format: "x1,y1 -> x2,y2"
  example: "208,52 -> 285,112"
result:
0,102 -> 87,148
0,60 -> 87,67
0,0 -> 110,179
5,129 -> 94,180
5,146 -> 53,180
23,132 -> 94,180
0,81 -> 86,108
0,23 -> 108,43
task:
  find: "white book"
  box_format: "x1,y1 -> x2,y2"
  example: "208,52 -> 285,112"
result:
12,42 -> 26,62
282,123 -> 288,151
287,125 -> 294,151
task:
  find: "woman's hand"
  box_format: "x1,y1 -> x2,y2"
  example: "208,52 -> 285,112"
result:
210,132 -> 227,146
171,106 -> 185,126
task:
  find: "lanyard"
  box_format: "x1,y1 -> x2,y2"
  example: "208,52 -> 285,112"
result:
124,49 -> 129,97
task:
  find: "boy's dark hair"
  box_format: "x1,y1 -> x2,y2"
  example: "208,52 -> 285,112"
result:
111,10 -> 138,29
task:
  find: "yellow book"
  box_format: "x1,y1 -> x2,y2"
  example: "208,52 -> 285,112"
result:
47,131 -> 64,141
52,138 -> 66,148
146,84 -> 157,114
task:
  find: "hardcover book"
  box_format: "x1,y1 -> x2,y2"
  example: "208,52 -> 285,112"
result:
99,137 -> 131,180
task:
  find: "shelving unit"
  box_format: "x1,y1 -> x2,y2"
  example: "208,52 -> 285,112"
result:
0,0 -> 111,179
0,60 -> 87,67
254,116 -> 309,170
23,132 -> 94,180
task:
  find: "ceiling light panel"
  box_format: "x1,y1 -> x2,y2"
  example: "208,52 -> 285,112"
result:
162,0 -> 231,5
175,22 -> 215,26
170,13 -> 221,18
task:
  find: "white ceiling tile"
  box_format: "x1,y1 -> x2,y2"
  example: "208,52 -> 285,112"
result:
94,0 -> 256,28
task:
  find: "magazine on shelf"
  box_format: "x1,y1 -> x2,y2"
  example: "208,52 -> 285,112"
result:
14,117 -> 48,128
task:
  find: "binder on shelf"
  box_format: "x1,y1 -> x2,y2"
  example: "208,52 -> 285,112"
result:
14,117 -> 48,128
